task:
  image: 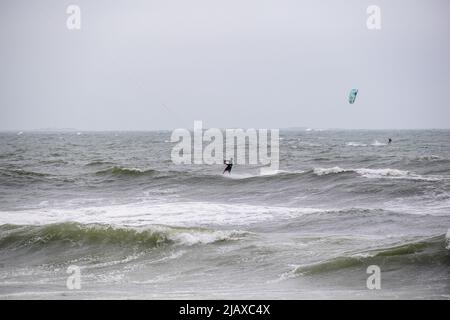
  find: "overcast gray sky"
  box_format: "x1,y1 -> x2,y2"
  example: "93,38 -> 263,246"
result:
1,0 -> 449,130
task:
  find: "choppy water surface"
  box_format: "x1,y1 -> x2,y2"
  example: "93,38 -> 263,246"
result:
0,130 -> 449,299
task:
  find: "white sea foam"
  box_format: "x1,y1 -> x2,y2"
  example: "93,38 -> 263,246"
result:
132,274 -> 181,285
222,173 -> 258,179
371,140 -> 387,146
0,201 -> 323,228
313,167 -> 440,181
305,128 -> 326,132
345,140 -> 387,147
223,168 -> 304,180
346,142 -> 367,147
313,167 -> 348,175
88,252 -> 145,269
148,250 -> 186,264
170,229 -> 248,246
355,168 -> 441,181
355,168 -> 410,179
416,155 -> 442,161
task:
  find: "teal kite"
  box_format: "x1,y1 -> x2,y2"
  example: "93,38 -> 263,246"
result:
348,89 -> 358,104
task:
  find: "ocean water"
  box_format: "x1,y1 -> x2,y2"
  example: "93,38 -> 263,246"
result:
0,130 -> 449,299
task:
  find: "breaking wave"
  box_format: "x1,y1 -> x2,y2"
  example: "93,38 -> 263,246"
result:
0,223 -> 249,251
294,234 -> 450,276
312,167 -> 441,181
95,166 -> 157,176
346,142 -> 368,147
371,140 -> 387,146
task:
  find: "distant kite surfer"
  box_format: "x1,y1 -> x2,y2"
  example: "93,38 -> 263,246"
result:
223,158 -> 233,174
388,138 -> 392,144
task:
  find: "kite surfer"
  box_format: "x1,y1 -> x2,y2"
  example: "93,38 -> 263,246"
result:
223,158 -> 233,174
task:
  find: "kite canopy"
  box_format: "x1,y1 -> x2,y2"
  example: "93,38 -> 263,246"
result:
348,89 -> 358,104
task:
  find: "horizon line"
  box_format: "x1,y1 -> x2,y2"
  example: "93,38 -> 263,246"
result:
1,127 -> 450,132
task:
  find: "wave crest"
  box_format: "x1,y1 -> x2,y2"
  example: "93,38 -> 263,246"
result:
95,167 -> 156,176
294,235 -> 449,276
0,223 -> 171,249
346,142 -> 367,147
0,223 -> 249,250
313,167 -> 440,181
371,140 -> 387,146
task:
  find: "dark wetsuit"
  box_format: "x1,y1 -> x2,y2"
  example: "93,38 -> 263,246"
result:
223,161 -> 233,174
388,138 -> 392,144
